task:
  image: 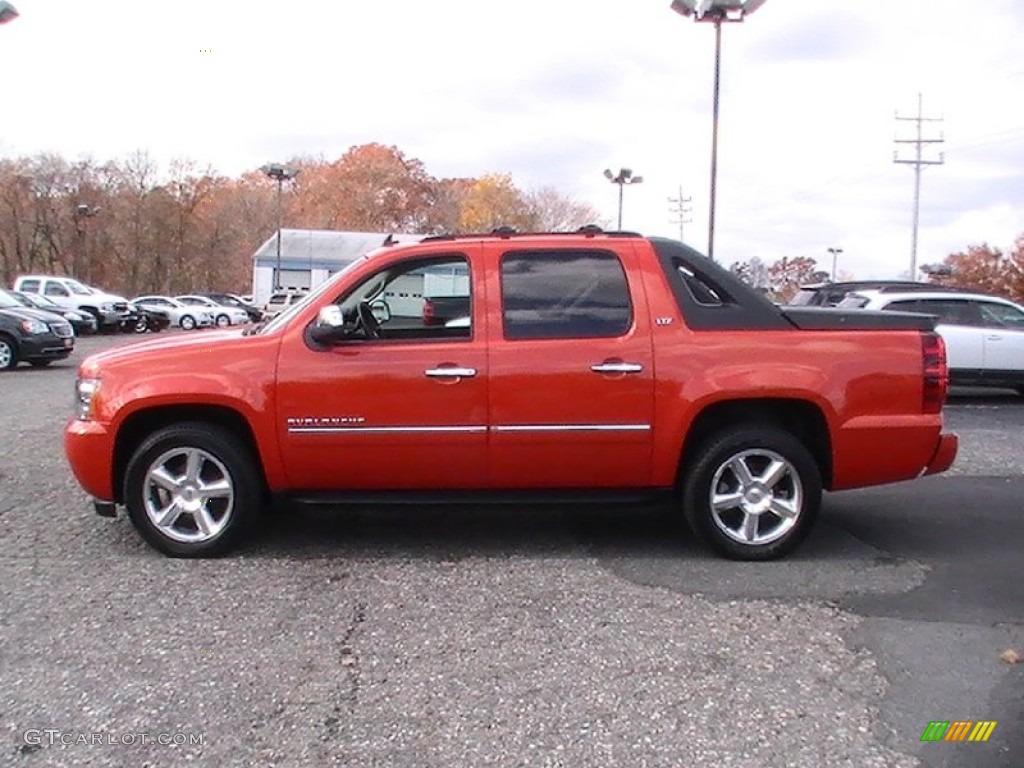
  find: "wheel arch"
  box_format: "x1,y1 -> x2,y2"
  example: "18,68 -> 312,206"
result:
677,398 -> 833,490
113,405 -> 267,503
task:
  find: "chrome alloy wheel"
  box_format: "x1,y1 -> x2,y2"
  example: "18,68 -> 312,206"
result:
0,339 -> 13,369
143,447 -> 234,543
708,448 -> 803,546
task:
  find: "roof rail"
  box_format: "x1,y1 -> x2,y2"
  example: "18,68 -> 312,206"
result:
419,228 -> 643,243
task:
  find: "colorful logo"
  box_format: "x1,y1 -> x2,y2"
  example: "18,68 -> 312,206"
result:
921,721 -> 997,742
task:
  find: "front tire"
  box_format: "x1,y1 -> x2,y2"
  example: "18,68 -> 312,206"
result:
681,426 -> 821,561
0,335 -> 19,370
124,422 -> 261,557
215,314 -> 231,328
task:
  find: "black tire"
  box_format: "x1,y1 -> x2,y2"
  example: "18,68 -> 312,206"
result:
180,314 -> 197,331
0,334 -> 19,370
124,422 -> 261,557
133,316 -> 149,333
681,426 -> 821,561
215,314 -> 231,328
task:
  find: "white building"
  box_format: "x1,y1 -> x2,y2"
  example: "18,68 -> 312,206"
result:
250,229 -> 421,307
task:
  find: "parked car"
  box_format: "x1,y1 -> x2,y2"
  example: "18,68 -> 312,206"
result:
132,296 -> 215,330
788,280 -> 969,308
12,275 -> 130,332
66,231 -> 955,560
838,288 -> 1024,394
198,292 -> 264,323
175,295 -> 251,327
116,303 -> 172,334
3,289 -> 97,335
0,292 -> 75,370
262,289 -> 309,320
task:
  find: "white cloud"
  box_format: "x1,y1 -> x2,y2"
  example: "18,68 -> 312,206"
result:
1,0 -> 1022,279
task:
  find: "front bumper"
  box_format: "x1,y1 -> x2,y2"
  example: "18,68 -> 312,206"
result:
921,432 -> 958,476
21,332 -> 74,362
64,418 -> 115,501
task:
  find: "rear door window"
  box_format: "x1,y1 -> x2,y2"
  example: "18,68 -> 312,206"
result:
500,250 -> 632,340
19,279 -> 40,293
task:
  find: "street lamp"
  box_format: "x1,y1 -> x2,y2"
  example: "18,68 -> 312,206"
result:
827,247 -> 843,282
0,2 -> 19,24
670,0 -> 768,262
74,204 -> 101,280
604,167 -> 644,230
260,163 -> 299,290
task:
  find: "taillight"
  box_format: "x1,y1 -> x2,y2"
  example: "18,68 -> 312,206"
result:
921,331 -> 948,414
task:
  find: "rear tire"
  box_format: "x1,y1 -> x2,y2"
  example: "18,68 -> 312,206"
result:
0,335 -> 19,370
180,314 -> 197,331
215,314 -> 231,328
124,422 -> 261,557
681,426 -> 821,561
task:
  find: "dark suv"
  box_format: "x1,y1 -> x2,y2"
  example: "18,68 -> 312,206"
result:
0,293 -> 75,370
788,280 -> 966,308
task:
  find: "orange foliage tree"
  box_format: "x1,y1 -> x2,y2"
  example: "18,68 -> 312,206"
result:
0,145 -> 596,296
926,238 -> 1024,302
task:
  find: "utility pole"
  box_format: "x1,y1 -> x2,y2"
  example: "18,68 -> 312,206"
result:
894,93 -> 944,281
667,185 -> 693,243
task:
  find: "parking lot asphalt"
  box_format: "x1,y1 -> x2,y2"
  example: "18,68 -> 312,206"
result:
1,333 -> 1021,767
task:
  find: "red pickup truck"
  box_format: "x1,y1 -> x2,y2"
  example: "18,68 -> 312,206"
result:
65,231 -> 957,560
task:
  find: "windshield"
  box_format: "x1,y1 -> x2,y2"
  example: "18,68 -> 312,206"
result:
787,288 -> 819,306
0,291 -> 22,308
837,294 -> 870,309
66,280 -> 93,296
257,259 -> 366,335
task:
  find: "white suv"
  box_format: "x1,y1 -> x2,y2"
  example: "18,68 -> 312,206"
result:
840,288 -> 1024,394
13,275 -> 130,331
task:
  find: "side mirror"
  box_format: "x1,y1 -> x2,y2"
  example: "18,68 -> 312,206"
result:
309,305 -> 348,346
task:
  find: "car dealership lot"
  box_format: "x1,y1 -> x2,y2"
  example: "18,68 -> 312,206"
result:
1,334 -> 1021,767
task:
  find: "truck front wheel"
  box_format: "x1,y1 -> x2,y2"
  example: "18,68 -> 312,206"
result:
124,422 -> 260,557
682,426 -> 821,561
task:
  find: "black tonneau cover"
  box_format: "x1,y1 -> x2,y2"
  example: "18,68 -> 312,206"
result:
782,306 -> 935,332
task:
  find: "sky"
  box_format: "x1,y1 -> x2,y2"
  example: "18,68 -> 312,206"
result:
1,0 -> 1022,279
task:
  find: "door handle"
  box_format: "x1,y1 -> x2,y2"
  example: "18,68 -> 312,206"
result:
590,361 -> 643,374
425,367 -> 477,378
985,335 -> 1002,341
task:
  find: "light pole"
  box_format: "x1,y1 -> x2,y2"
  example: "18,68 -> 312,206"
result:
260,163 -> 299,290
73,204 -> 101,280
669,0 -> 767,262
604,167 -> 644,230
0,2 -> 18,24
827,247 -> 843,282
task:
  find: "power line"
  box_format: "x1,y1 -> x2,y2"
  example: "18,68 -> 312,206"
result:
667,185 -> 693,243
894,93 -> 944,280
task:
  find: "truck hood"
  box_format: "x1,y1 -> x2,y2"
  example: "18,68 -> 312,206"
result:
0,306 -> 72,326
79,329 -> 245,373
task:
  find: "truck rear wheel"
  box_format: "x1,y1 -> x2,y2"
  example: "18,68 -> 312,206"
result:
681,426 -> 821,561
124,422 -> 260,557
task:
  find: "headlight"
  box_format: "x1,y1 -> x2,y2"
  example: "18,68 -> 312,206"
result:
75,377 -> 101,420
19,318 -> 49,334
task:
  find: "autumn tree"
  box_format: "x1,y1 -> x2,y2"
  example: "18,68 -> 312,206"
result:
767,256 -> 822,302
926,238 -> 1024,302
